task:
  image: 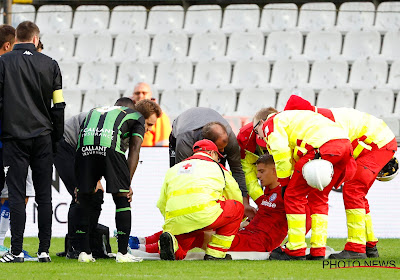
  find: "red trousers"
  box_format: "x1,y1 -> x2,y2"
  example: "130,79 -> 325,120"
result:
174,199 -> 244,260
343,138 -> 397,252
285,139 -> 356,257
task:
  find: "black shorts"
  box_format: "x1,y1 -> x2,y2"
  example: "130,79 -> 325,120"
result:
75,146 -> 130,194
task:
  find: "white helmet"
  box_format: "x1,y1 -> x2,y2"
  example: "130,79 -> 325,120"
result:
302,159 -> 334,191
376,157 -> 399,182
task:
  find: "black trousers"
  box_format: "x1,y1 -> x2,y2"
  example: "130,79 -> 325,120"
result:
3,134 -> 53,255
0,147 -> 4,194
53,138 -> 103,250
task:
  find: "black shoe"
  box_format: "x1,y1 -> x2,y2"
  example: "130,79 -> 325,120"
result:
204,254 -> 232,260
56,251 -> 66,257
269,250 -> 306,261
66,249 -> 80,259
328,250 -> 367,259
37,252 -> 51,262
366,246 -> 379,258
306,254 -> 325,260
159,232 -> 175,261
0,252 -> 24,263
271,246 -> 284,254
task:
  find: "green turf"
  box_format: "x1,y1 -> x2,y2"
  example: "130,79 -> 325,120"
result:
1,237 -> 399,279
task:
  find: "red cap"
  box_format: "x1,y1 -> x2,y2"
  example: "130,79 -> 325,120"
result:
193,139 -> 224,158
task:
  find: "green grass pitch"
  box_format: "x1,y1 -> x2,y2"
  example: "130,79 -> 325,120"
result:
1,237 -> 399,279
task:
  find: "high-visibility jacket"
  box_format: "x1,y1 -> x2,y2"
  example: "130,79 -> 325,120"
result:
262,110 -> 348,180
284,95 -> 395,159
236,122 -> 266,201
142,112 -> 171,147
157,152 -> 243,235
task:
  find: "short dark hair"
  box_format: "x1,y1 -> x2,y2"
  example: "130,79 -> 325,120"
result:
115,97 -> 135,109
0,24 -> 15,48
255,153 -> 275,165
134,99 -> 162,119
202,122 -> 227,142
16,21 -> 39,42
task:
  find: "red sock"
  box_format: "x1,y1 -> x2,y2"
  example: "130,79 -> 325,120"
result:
145,243 -> 159,253
146,231 -> 163,244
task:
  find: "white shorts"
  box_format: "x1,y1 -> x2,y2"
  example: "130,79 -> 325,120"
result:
1,167 -> 35,198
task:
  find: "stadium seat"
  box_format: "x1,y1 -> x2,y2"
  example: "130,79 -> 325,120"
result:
63,89 -> 83,119
188,31 -> 226,63
146,5 -> 184,35
11,4 -> 35,28
236,88 -> 276,116
276,87 -> 315,111
109,5 -> 147,35
381,31 -> 400,63
58,61 -> 79,89
297,2 -> 336,32
264,31 -> 303,61
231,60 -> 270,90
348,58 -> 388,90
375,1 -> 400,32
78,62 -> 116,90
308,60 -> 349,90
184,5 -> 222,35
198,88 -> 237,115
40,32 -> 75,61
316,88 -> 355,108
193,61 -> 231,90
155,60 -> 193,91
381,116 -> 400,137
150,32 -> 188,63
226,31 -> 264,62
356,89 -> 394,117
259,3 -> 298,33
74,33 -> 113,63
160,88 -> 198,119
81,89 -> 121,112
221,4 -> 260,34
116,60 -> 154,90
303,31 -> 342,61
270,59 -> 309,90
35,5 -> 72,34
112,32 -> 150,63
72,5 -> 110,34
336,2 -> 375,32
394,94 -> 400,114
387,61 -> 400,90
342,30 -> 381,62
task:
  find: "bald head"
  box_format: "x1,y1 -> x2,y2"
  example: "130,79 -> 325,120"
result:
132,82 -> 152,102
202,122 -> 229,153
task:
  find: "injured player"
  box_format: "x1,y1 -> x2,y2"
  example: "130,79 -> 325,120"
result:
128,154 -> 309,258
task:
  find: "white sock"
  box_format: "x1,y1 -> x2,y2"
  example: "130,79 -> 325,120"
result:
138,237 -> 146,244
138,244 -> 146,252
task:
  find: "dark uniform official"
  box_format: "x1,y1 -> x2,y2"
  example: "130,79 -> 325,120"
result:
0,21 -> 65,263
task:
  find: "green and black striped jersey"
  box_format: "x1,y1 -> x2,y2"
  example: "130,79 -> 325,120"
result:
77,106 -> 145,154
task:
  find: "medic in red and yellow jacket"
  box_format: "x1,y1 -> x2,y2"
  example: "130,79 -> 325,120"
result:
259,110 -> 356,259
284,95 -> 397,258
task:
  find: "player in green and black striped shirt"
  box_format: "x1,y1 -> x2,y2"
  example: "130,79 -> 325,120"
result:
74,97 -> 162,263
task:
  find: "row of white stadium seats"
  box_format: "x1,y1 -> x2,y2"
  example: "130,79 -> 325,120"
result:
63,88 -> 400,136
7,2 -> 400,36
59,59 -> 400,91
41,30 -> 400,64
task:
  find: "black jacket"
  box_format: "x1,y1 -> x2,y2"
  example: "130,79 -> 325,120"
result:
0,43 -> 63,140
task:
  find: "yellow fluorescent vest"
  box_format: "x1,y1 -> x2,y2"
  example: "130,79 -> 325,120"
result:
157,152 -> 243,235
329,108 -> 395,157
241,150 -> 264,202
265,110 -> 349,179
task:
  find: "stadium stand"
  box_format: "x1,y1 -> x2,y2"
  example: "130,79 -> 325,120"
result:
4,1 -> 400,137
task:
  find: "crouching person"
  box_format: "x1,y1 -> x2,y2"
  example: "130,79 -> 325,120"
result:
157,140 -> 244,260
